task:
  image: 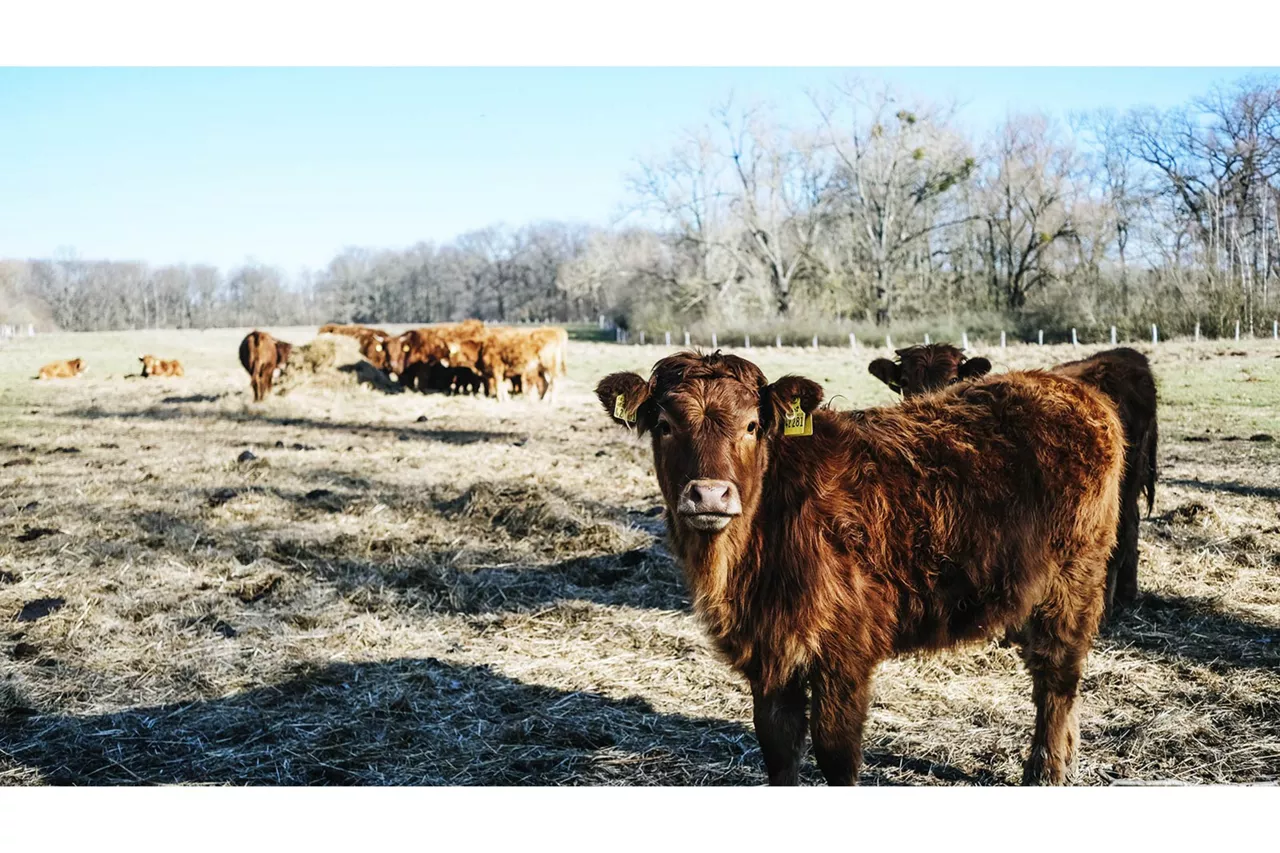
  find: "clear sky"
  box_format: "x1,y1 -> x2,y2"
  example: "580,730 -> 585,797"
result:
0,67 -> 1271,274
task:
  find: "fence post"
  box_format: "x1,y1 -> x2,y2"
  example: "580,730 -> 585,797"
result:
615,327 -> 621,343
684,331 -> 690,347
961,331 -> 970,351
744,334 -> 750,349
849,332 -> 857,352
599,314 -> 606,330
924,332 -> 931,345
639,331 -> 645,345
665,331 -> 671,347
711,332 -> 718,349
1274,319 -> 1278,340
1195,322 -> 1200,343
1235,320 -> 1241,341
812,335 -> 819,350
27,324 -> 34,337
1000,330 -> 1006,349
1071,328 -> 1078,348
1038,329 -> 1044,346
1110,325 -> 1117,345
885,334 -> 893,350
1151,324 -> 1158,344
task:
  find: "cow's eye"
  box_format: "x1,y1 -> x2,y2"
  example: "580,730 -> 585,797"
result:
746,421 -> 758,435
656,421 -> 672,438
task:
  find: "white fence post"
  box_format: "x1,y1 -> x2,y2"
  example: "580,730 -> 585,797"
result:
1038,329 -> 1044,346
885,334 -> 893,350
1235,320 -> 1241,341
811,335 -> 819,350
1274,319 -> 1278,340
711,332 -> 718,349
849,332 -> 857,352
27,324 -> 35,337
1151,324 -> 1158,344
1071,328 -> 1078,348
599,314 -> 606,330
665,331 -> 671,347
684,331 -> 690,347
775,334 -> 782,348
1110,326 -> 1117,345
961,331 -> 970,351
744,334 -> 751,349
639,330 -> 645,345
924,332 -> 931,345
1000,330 -> 1006,348
1195,322 -> 1200,342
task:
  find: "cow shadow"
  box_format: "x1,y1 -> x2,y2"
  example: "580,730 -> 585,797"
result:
1100,591 -> 1280,672
1164,477 -> 1280,501
0,656 -> 1002,786
335,362 -> 404,394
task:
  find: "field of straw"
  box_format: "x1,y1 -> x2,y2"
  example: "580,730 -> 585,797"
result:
2,326 -> 1278,785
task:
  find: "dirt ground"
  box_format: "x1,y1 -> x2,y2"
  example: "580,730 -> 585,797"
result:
1,326 -> 1278,785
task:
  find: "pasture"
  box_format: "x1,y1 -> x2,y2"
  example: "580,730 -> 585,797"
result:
1,326 -> 1278,785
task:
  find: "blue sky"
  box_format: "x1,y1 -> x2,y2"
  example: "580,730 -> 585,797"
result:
0,68 -> 1271,274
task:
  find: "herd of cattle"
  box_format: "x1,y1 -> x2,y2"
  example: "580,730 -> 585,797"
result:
238,320 -> 569,403
597,343 -> 1159,786
32,328 -> 1177,786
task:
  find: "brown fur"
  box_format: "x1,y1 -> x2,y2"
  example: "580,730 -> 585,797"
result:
869,343 -> 1158,615
598,351 -> 1124,786
238,331 -> 293,403
138,355 -> 184,378
36,358 -> 86,380
319,323 -> 389,339
476,327 -> 563,403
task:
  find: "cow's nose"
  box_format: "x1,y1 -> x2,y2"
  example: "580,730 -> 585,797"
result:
679,480 -> 742,516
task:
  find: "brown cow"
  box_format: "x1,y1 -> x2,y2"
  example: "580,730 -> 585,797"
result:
238,331 -> 293,402
319,323 -> 389,339
597,351 -> 1123,785
475,327 -> 563,403
36,358 -> 86,380
138,355 -> 184,378
868,343 -> 1158,615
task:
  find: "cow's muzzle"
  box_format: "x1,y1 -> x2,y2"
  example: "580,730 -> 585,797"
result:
676,479 -> 742,532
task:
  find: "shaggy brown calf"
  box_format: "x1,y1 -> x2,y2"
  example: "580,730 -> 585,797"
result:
598,351 -> 1123,785
238,331 -> 293,403
868,343 -> 1158,614
138,355 -> 184,378
476,327 -> 562,403
36,358 -> 86,380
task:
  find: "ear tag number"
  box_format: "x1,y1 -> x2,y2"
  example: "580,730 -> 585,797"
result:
614,394 -> 637,424
783,397 -> 812,437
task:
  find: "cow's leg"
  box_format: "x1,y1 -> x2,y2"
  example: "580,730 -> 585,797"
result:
751,676 -> 807,786
1112,490 -> 1141,611
809,665 -> 871,786
1018,562 -> 1102,785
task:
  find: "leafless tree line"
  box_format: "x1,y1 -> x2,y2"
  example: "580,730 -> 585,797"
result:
4,74 -> 1278,340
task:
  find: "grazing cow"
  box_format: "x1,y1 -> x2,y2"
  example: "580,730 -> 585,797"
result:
138,355 -> 184,378
597,351 -> 1123,785
868,343 -> 1158,615
36,358 -> 86,380
319,323 -> 390,339
358,331 -> 394,374
238,330 -> 293,402
476,327 -> 562,403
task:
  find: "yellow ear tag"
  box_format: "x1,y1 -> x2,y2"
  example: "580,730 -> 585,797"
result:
614,394 -> 636,424
783,397 -> 812,437
449,343 -> 459,354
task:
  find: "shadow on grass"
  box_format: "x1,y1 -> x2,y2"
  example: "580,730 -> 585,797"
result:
1164,477 -> 1280,501
0,656 -> 1004,786
58,406 -> 523,446
1100,591 -> 1280,672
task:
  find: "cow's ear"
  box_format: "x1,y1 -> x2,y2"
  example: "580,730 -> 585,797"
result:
596,372 -> 651,431
761,375 -> 824,434
958,357 -> 992,380
868,358 -> 903,393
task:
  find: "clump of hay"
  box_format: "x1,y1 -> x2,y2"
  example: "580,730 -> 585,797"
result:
275,335 -> 399,395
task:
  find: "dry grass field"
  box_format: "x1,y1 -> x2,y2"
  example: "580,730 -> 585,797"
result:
2,326 -> 1278,785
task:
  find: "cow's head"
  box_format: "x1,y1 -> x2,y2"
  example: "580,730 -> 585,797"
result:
360,333 -> 392,371
868,344 -> 991,398
70,358 -> 85,374
597,351 -> 822,537
275,341 -> 293,369
138,355 -> 154,377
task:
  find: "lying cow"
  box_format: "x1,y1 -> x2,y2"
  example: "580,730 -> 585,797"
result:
138,355 -> 184,378
869,343 -> 1158,615
598,351 -> 1123,785
36,358 -> 86,380
238,330 -> 293,402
